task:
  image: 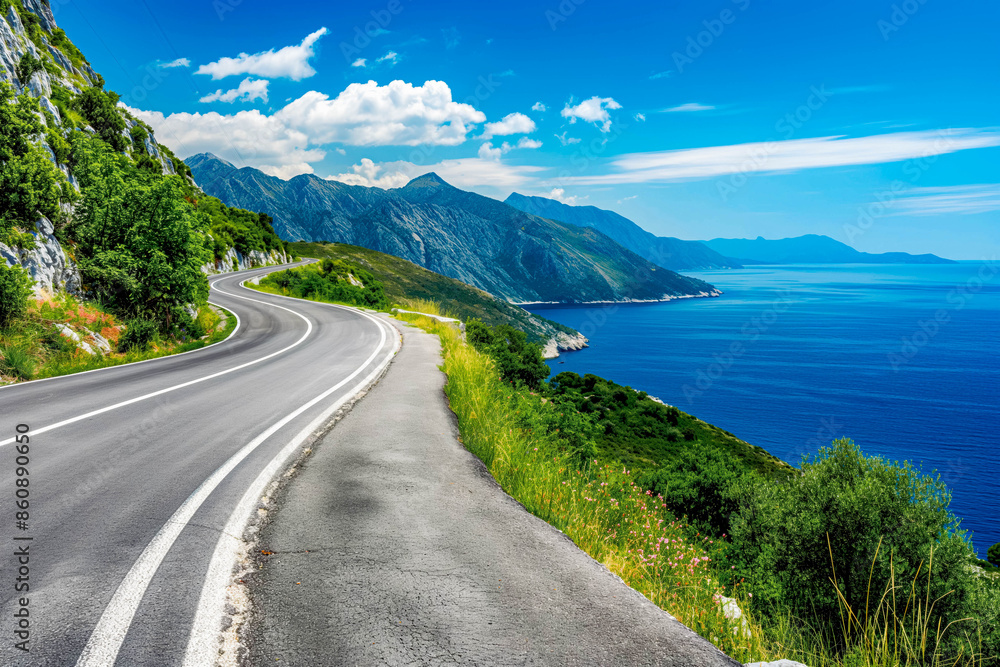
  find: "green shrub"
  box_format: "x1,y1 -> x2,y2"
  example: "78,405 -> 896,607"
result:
15,52 -> 44,87
0,82 -> 66,244
989,542 -> 1000,568
118,318 -> 157,352
0,346 -> 34,380
466,319 -> 549,390
74,87 -> 127,151
728,438 -> 976,656
0,263 -> 33,325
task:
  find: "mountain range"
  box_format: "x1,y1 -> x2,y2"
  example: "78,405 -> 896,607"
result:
701,235 -> 954,265
188,154 -> 719,303
503,193 -> 740,271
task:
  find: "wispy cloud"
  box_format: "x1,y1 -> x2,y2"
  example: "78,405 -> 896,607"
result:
532,102 -> 547,112
649,70 -> 672,80
376,51 -> 399,66
351,58 -> 366,68
560,129 -> 1000,185
199,77 -> 269,104
663,102 -> 715,113
196,28 -> 328,80
890,184 -> 1000,216
158,57 -> 190,69
555,131 -> 581,146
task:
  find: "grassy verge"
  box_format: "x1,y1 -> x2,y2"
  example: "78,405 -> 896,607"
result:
396,306 -> 997,667
0,294 -> 236,384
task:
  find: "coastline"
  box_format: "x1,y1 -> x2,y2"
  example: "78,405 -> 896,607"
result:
513,289 -> 722,308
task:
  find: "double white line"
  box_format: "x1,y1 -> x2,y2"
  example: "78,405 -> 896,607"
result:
2,270 -> 400,666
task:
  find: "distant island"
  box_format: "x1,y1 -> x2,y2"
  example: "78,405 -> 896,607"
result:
701,234 -> 955,265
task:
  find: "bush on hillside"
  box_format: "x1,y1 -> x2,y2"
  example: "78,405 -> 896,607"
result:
727,438 -> 977,654
989,542 -> 1000,568
0,82 -> 66,246
74,87 -> 127,151
261,261 -> 390,310
0,263 -> 33,326
466,319 -> 549,390
118,318 -> 157,352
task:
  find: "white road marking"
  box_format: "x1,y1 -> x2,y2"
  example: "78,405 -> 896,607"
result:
0,264 -> 301,395
183,309 -> 400,666
74,290 -> 396,667
0,280 -> 310,449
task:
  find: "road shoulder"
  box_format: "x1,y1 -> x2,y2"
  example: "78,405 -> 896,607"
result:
245,317 -> 740,666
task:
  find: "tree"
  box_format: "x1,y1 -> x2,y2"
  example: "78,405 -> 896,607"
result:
67,134 -> 210,329
74,87 -> 127,151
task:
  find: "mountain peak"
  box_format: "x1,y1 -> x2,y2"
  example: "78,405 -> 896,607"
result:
404,172 -> 451,188
187,153 -> 235,169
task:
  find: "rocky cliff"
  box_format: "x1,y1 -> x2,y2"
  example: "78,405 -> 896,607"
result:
0,2 -> 285,295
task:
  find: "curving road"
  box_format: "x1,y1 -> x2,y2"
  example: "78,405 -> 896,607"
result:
0,263 -> 399,666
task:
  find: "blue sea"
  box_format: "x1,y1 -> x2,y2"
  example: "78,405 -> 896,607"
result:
528,263 -> 1000,555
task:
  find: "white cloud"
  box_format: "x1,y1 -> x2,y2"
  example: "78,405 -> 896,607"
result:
546,188 -> 583,205
634,112 -> 646,122
561,96 -> 622,132
351,58 -> 366,68
328,158 -> 412,188
649,71 -> 672,80
560,129 -> 1000,185
532,102 -> 547,112
478,142 -> 504,161
376,51 -> 399,66
664,102 -> 715,113
277,80 -> 485,146
132,79 -> 487,179
555,131 -> 581,146
890,184 -> 1000,216
480,112 -> 536,139
127,105 -> 324,175
335,147 -> 347,155
199,78 -> 269,104
196,27 -> 328,81
324,157 -> 545,190
159,57 -> 190,69
259,163 -> 315,179
617,195 -> 638,204
517,137 -> 542,149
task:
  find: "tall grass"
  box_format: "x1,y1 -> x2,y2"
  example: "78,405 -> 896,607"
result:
397,310 -> 992,667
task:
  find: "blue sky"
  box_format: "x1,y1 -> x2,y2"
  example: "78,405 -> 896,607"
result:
54,0 -> 999,258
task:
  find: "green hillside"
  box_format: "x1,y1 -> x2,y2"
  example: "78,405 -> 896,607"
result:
289,242 -> 580,343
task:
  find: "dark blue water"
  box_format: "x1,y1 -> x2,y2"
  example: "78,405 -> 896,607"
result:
529,263 -> 1000,555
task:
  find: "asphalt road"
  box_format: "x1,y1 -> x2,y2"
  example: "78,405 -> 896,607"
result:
248,321 -> 741,667
0,263 -> 399,666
